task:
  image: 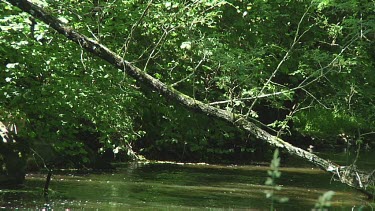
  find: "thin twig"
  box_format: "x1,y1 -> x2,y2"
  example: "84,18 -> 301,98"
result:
245,2 -> 314,117
171,53 -> 207,87
209,34 -> 360,107
121,0 -> 153,58
30,148 -> 49,171
78,40 -> 87,71
143,27 -> 171,72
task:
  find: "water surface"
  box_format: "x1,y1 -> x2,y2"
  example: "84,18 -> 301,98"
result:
1,159 -> 373,210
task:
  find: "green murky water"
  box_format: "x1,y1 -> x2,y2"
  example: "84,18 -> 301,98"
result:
0,151 -> 374,210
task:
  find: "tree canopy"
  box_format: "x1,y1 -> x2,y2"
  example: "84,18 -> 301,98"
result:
1,0 -> 374,193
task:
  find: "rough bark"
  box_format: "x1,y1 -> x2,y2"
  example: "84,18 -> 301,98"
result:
6,0 -> 374,198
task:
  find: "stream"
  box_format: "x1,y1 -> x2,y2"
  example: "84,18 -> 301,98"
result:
0,150 -> 374,210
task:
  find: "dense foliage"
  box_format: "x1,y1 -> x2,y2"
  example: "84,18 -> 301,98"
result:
0,0 -> 374,174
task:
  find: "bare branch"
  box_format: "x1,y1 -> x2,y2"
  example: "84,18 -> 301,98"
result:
210,33 -> 360,108
209,89 -> 294,106
171,53 -> 207,87
143,26 -> 172,72
297,35 -> 359,89
245,2 -> 314,117
121,0 -> 153,58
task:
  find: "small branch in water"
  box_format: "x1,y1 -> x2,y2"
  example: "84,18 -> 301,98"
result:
43,169 -> 53,197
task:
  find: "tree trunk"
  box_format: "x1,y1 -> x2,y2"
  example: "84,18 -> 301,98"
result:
6,0 -> 374,198
0,121 -> 26,186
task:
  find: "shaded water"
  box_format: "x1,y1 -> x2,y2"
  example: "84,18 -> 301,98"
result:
1,151 -> 374,210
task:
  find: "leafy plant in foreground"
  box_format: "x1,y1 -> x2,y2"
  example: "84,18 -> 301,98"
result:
313,190 -> 335,211
265,148 -> 288,211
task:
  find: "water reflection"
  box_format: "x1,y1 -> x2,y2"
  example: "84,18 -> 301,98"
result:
316,150 -> 375,171
0,152 -> 374,210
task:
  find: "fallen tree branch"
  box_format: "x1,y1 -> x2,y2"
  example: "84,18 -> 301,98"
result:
6,0 -> 374,198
